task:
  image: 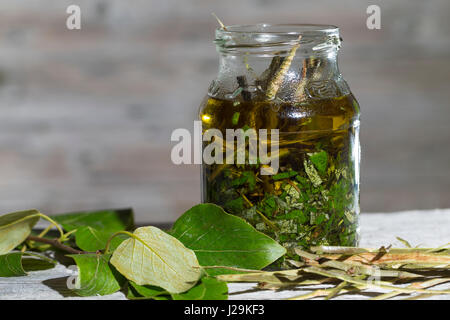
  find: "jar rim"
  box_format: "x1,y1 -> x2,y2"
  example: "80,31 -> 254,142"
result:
216,23 -> 339,36
215,24 -> 341,54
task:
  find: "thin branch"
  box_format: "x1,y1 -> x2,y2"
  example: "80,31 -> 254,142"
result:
26,235 -> 88,255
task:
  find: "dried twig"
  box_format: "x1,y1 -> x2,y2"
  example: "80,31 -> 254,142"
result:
216,243 -> 450,300
265,35 -> 302,100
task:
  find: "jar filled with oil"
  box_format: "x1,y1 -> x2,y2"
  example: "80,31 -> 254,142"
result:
199,24 -> 360,265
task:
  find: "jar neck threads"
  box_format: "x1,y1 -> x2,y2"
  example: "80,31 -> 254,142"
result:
215,24 -> 341,57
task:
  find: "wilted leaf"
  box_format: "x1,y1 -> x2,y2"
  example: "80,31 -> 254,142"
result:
0,210 -> 40,254
172,277 -> 228,300
170,204 -> 286,275
68,253 -> 123,296
110,226 -> 201,294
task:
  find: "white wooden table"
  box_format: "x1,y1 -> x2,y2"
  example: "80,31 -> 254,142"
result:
1,209 -> 449,300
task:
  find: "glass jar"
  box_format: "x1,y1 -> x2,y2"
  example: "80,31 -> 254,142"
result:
199,24 -> 360,260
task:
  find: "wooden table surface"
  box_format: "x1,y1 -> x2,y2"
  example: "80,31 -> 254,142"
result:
0,209 -> 449,300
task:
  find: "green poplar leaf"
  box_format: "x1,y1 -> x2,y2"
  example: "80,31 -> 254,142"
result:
21,253 -> 56,272
53,209 -> 134,251
0,209 -> 40,254
110,226 -> 201,294
67,253 -> 123,297
129,282 -> 169,300
52,208 -> 134,233
127,287 -> 171,300
170,204 -> 286,275
171,277 -> 228,300
0,252 -> 56,277
129,277 -> 228,300
0,252 -> 26,276
74,226 -> 126,252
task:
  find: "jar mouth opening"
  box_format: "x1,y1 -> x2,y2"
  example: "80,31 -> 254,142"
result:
217,24 -> 339,36
215,24 -> 341,54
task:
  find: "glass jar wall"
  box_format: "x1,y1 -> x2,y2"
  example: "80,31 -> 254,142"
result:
199,24 -> 360,265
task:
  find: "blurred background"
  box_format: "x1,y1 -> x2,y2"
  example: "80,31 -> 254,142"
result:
0,0 -> 449,223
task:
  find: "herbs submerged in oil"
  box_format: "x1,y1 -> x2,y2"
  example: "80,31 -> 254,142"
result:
200,95 -> 360,266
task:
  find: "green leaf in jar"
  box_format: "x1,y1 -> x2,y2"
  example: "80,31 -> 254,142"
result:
223,197 -> 244,215
232,112 -> 240,125
272,170 -> 298,181
110,226 -> 201,294
308,151 -> 328,175
231,171 -> 257,191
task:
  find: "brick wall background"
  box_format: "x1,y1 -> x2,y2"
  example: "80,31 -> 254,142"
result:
0,0 -> 449,223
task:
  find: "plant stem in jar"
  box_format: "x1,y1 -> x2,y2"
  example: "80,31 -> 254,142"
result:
265,35 -> 302,100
